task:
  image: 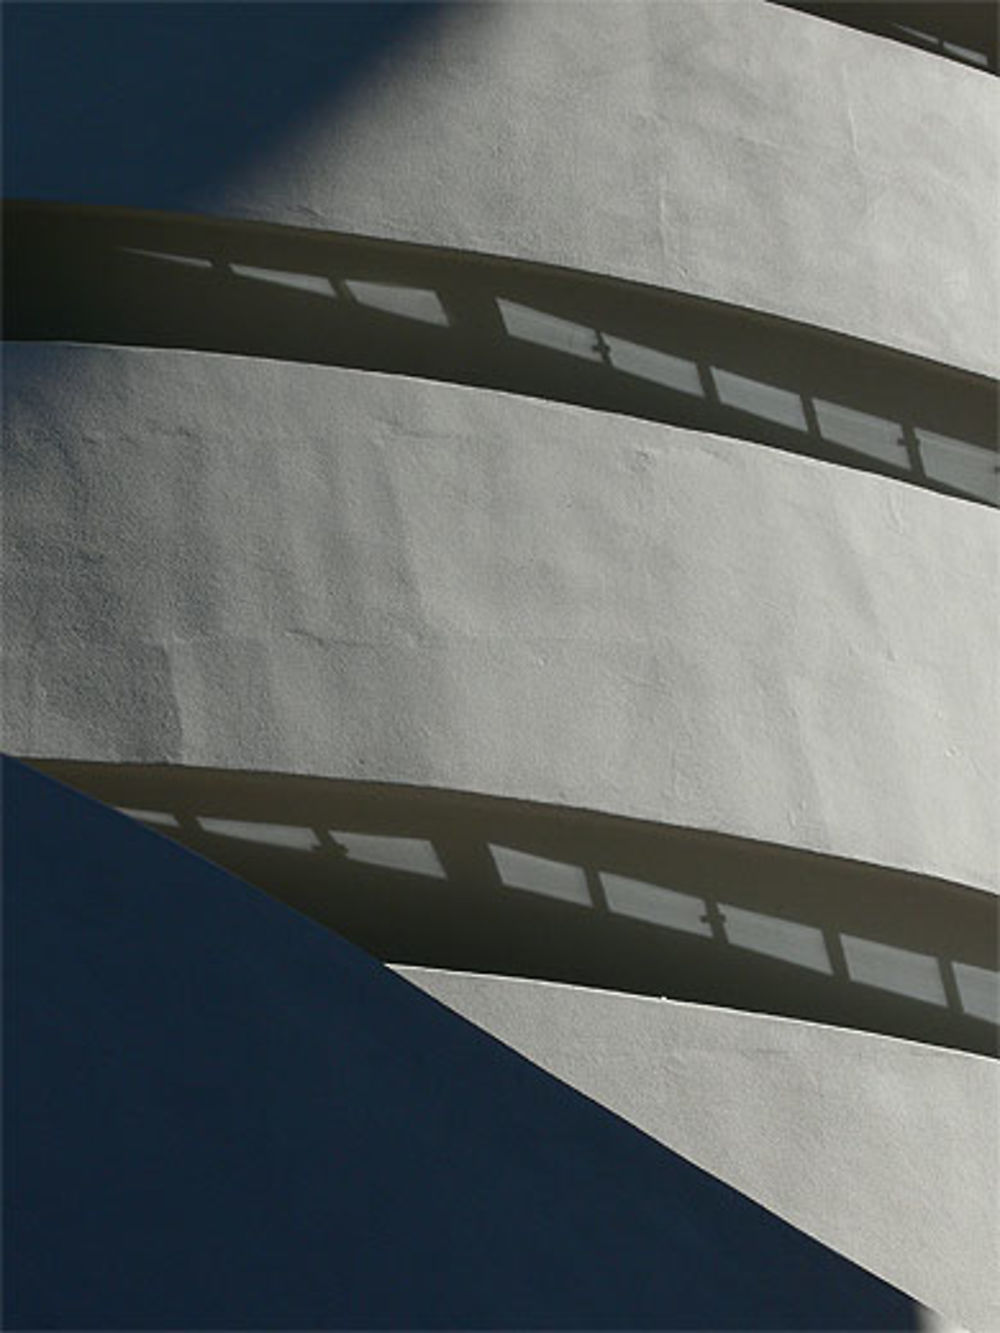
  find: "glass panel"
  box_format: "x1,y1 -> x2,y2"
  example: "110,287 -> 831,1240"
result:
721,903 -> 831,973
329,831 -> 446,879
712,369 -> 807,431
604,335 -> 704,396
498,299 -> 602,361
916,429 -> 999,504
894,23 -> 939,48
842,935 -> 947,1006
813,399 -> 909,467
601,872 -> 711,934
344,280 -> 448,326
198,817 -> 320,851
952,962 -> 999,1023
490,844 -> 591,905
942,40 -> 989,66
121,246 -> 212,270
231,263 -> 335,297
117,807 -> 180,828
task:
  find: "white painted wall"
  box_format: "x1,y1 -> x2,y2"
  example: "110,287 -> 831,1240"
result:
396,967 -> 999,1332
209,0 -> 1000,378
4,344 -> 996,892
5,5 -> 996,1328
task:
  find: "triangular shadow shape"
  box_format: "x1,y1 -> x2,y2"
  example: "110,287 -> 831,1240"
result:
3,757 -> 917,1329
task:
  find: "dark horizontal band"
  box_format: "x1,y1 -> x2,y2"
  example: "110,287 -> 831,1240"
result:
5,200 -> 997,507
770,1 -> 997,72
30,759 -> 999,1058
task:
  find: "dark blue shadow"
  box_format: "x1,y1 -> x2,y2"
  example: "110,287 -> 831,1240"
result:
3,2 -> 440,212
3,757 -> 918,1329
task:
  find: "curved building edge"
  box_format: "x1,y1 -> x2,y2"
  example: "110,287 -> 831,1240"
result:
4,344 -> 997,892
5,0 -> 998,377
395,966 -> 1000,1333
6,202 -> 995,507
18,757 -> 997,1057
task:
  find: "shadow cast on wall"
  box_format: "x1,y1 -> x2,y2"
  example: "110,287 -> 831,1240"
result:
5,202 -> 997,507
5,757 -> 922,1330
770,1 -> 997,72
2,3 -> 445,210
33,760 -> 1000,1059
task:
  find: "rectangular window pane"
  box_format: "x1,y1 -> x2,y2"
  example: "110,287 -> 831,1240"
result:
712,369 -> 807,431
721,904 -> 831,973
842,935 -> 946,1006
601,872 -> 711,935
498,299 -> 602,361
490,844 -> 591,905
329,831 -> 446,879
813,399 -> 909,468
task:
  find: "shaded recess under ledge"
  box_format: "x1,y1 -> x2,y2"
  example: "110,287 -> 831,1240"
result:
770,1 -> 998,73
5,201 -> 997,506
28,759 -> 999,1058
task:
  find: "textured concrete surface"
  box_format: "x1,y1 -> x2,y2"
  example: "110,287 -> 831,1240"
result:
8,200 -> 997,507
6,2 -> 998,377
16,757 -> 919,1331
397,967 -> 1000,1332
28,760 -> 1000,1055
4,344 -> 996,892
5,6 -> 995,1329
201,1 -> 1000,377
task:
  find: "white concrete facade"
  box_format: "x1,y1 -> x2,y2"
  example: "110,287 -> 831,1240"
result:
397,968 -> 999,1333
4,346 -> 997,893
3,1 -> 997,1327
214,2 -> 1000,377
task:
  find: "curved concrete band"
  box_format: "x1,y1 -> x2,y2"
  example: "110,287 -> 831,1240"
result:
7,2 -> 998,377
6,202 -> 996,506
396,968 -> 999,1332
4,343 -> 996,892
23,759 -> 998,1055
220,0 -> 999,376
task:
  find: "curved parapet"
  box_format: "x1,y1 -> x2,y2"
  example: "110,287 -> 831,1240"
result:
6,203 -> 996,506
395,968 -> 1000,1332
769,1 -> 998,71
12,757 -> 927,1331
5,1 -> 998,375
26,760 -> 997,1058
3,343 -> 997,892
4,4 -> 997,1330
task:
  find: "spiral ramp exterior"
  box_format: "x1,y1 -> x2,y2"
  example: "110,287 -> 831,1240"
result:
3,2 -> 998,1329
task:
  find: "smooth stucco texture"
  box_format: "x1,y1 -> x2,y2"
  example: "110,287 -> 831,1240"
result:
7,2 -> 997,376
396,967 -> 999,1332
4,344 -> 996,892
14,756 -> 918,1330
214,1 -> 1000,377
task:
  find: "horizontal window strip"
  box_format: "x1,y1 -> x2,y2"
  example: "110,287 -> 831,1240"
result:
770,1 -> 997,73
30,759 -> 1000,1058
5,201 -> 997,506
